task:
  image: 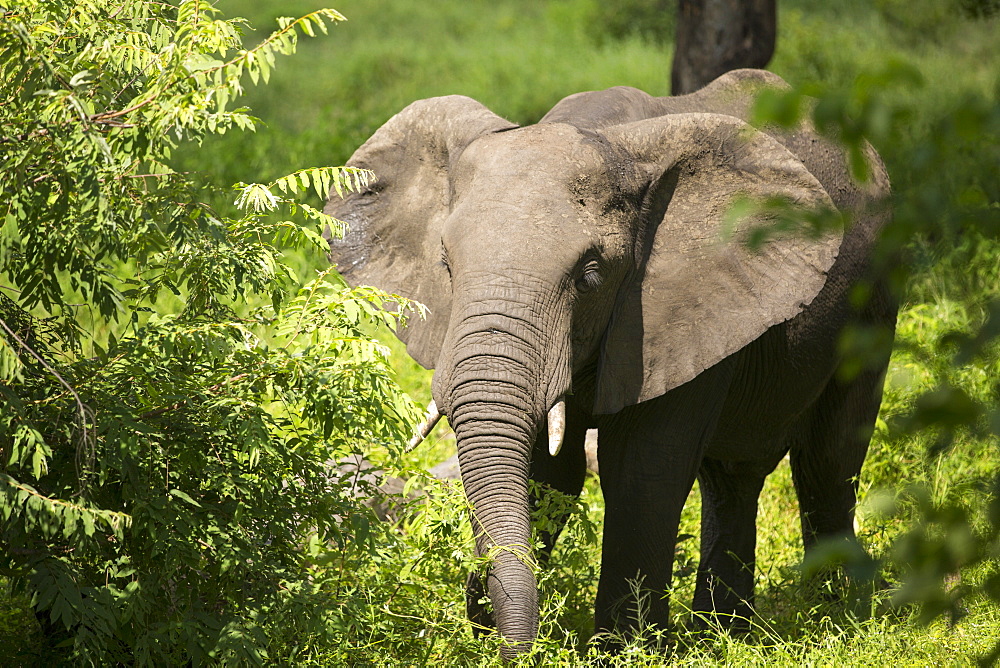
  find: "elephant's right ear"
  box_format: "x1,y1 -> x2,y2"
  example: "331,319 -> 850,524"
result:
324,96 -> 518,369
594,113 -> 841,414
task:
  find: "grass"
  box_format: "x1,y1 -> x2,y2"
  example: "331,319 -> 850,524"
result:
5,0 -> 999,664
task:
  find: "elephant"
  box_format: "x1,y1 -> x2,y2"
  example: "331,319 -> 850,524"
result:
323,69 -> 895,659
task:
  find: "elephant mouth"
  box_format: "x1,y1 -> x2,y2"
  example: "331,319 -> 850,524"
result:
405,395 -> 567,456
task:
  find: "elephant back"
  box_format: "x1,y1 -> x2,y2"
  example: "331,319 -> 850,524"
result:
542,69 -> 891,219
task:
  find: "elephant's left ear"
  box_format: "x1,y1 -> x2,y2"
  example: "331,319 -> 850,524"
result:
595,113 -> 841,414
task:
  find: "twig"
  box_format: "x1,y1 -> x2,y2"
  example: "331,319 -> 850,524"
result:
90,97 -> 156,122
0,315 -> 95,470
0,473 -> 125,527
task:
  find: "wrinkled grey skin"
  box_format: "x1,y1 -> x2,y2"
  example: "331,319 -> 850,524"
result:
324,69 -> 895,659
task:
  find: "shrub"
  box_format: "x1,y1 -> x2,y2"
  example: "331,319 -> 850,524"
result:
0,1 -> 418,663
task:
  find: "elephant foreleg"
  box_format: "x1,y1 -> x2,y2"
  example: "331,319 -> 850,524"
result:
594,361 -> 734,643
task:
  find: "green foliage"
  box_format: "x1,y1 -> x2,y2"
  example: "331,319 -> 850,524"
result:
751,51 -> 1000,663
0,0 -> 420,664
876,0 -> 999,42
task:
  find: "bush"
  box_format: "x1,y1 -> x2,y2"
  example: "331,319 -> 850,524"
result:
752,58 -> 1000,664
0,1 -> 418,663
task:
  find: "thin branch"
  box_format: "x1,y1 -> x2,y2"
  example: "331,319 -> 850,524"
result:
108,2 -> 128,19
0,129 -> 50,143
0,316 -> 96,492
0,473 -> 128,528
282,268 -> 331,351
0,316 -> 90,436
90,96 -> 157,122
5,546 -> 51,557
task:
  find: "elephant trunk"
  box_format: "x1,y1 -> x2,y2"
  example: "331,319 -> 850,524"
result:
434,304 -> 569,659
454,402 -> 537,659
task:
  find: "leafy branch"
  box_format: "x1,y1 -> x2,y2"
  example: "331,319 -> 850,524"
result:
0,3 -> 420,663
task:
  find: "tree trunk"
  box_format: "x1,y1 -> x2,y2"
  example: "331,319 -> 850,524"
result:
671,0 -> 777,95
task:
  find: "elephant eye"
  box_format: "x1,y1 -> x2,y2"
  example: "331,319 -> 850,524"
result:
576,259 -> 602,294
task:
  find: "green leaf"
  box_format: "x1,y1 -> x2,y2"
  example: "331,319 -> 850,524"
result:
169,488 -> 202,507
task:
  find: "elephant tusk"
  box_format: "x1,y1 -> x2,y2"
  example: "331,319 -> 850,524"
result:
406,400 -> 442,453
547,398 -> 566,457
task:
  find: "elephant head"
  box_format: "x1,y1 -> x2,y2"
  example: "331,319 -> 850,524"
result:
325,79 -> 839,658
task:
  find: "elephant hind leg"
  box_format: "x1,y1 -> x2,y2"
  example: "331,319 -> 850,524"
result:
692,456 -> 776,629
788,364 -> 888,552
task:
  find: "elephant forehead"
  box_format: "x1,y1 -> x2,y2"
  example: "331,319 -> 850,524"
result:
443,196 -> 597,256
437,125 -> 638,275
456,123 -> 622,191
